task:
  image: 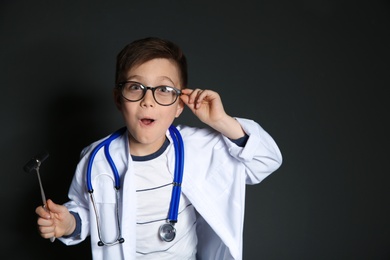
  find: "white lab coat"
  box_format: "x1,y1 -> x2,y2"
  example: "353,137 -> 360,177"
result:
59,118 -> 282,260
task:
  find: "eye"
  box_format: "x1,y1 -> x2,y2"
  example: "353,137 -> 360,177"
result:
126,82 -> 143,91
156,86 -> 175,94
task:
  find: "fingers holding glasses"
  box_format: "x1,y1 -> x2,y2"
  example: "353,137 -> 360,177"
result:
181,88 -> 210,109
180,88 -> 226,126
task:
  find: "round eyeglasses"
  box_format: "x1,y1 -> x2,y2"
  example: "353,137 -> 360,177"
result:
117,81 -> 182,106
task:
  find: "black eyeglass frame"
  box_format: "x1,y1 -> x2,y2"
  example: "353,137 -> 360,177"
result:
117,81 -> 182,106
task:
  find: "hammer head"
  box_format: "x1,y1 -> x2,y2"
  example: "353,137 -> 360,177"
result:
23,151 -> 49,173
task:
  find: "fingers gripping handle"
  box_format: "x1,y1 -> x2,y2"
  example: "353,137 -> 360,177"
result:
42,204 -> 56,243
41,186 -> 55,243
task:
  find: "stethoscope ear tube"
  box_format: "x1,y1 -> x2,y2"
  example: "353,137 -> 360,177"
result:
86,127 -> 127,192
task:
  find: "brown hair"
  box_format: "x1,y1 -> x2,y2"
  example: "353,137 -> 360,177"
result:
115,37 -> 188,88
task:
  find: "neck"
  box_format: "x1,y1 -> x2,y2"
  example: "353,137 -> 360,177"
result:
128,134 -> 166,157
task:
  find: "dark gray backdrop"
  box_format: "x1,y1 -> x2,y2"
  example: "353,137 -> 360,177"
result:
1,0 -> 389,259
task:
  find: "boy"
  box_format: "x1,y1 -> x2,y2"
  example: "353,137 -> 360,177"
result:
36,37 -> 282,259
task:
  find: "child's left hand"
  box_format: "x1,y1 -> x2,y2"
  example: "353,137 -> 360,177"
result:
180,88 -> 226,126
180,88 -> 245,139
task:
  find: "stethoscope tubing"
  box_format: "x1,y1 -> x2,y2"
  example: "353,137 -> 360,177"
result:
86,125 -> 184,221
168,125 -> 184,223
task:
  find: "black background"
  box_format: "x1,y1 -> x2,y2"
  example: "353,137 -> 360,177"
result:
1,0 -> 389,259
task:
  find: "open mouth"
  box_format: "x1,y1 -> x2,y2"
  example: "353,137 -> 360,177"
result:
140,118 -> 155,125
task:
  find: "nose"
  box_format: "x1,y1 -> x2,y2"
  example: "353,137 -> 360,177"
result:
140,88 -> 155,107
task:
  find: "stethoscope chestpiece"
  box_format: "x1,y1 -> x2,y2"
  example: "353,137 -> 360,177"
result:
159,223 -> 176,242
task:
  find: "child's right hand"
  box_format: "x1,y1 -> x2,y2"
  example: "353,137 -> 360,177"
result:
35,199 -> 76,239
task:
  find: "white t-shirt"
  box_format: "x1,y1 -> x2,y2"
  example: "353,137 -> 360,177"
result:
132,139 -> 197,259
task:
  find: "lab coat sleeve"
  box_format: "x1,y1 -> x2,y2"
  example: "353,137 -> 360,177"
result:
222,117 -> 282,184
58,146 -> 94,245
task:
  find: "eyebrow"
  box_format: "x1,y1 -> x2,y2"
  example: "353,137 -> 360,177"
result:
126,75 -> 177,87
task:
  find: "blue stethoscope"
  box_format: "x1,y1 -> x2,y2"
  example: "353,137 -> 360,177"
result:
86,125 -> 184,246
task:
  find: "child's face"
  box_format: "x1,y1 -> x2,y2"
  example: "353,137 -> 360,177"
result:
114,58 -> 184,156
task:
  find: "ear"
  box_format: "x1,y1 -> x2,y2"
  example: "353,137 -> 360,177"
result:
175,100 -> 184,118
113,88 -> 122,110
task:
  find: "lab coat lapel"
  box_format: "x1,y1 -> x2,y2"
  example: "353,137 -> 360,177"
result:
110,131 -> 137,258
